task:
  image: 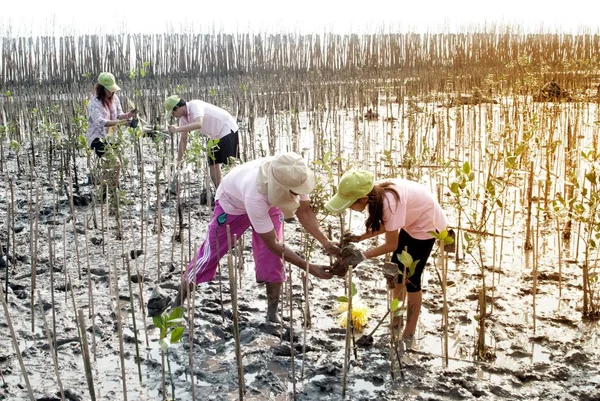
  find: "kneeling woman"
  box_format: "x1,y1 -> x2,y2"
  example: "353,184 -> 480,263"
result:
325,170 -> 448,341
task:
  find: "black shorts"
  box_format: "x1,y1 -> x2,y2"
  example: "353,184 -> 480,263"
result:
90,138 -> 106,158
393,229 -> 435,293
208,130 -> 239,165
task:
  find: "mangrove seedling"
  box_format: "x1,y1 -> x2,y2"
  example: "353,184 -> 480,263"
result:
153,306 -> 186,401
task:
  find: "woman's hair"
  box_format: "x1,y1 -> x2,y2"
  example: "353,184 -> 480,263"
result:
365,182 -> 400,233
174,99 -> 186,110
94,84 -> 113,108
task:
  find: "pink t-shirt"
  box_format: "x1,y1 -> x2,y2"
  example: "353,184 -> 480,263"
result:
215,158 -> 309,234
381,179 -> 447,239
180,100 -> 239,140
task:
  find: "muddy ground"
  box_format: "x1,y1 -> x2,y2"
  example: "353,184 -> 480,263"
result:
1,131 -> 600,401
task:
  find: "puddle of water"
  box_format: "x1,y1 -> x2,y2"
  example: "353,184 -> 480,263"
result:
352,378 -> 383,393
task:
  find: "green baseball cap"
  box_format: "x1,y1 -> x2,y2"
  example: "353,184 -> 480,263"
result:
325,170 -> 375,213
97,72 -> 120,92
164,95 -> 181,113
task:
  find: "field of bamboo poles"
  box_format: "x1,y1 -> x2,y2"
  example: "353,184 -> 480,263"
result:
1,27 -> 600,400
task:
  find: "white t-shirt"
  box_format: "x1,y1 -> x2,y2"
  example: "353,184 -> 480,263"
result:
381,179 -> 448,239
215,158 -> 309,234
180,100 -> 239,139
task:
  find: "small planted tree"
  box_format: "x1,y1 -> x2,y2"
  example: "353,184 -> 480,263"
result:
153,306 -> 186,401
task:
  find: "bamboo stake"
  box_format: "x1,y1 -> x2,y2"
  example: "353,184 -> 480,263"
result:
31,185 -> 40,333
342,264 -> 353,398
48,227 -> 58,355
76,309 -> 96,401
0,284 -> 35,401
226,225 -> 244,400
82,221 -> 97,360
37,290 -> 66,401
112,258 -> 128,401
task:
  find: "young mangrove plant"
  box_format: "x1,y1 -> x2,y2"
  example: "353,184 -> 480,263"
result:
153,306 -> 186,401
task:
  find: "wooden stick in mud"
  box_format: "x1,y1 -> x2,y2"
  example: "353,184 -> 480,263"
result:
301,261 -> 310,380
533,207 -> 540,333
188,245 -> 199,401
48,227 -> 58,355
288,261 -> 297,399
9,178 -> 15,290
82,221 -> 98,360
226,225 -> 245,400
112,258 -> 129,400
76,309 -> 97,401
214,218 -> 225,322
125,255 -> 143,383
31,185 -> 40,333
63,218 -> 68,304
127,206 -> 149,348
67,174 -> 83,280
556,215 -> 563,297
524,161 -> 534,251
0,284 -> 35,401
37,290 -> 66,401
342,264 -> 353,398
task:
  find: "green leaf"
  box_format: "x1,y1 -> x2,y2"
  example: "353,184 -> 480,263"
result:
462,161 -> 471,175
170,326 -> 185,344
398,251 -> 414,268
323,151 -> 331,164
169,306 -> 185,321
152,315 -> 164,329
394,309 -> 405,317
351,283 -> 358,297
337,295 -> 348,303
5,90 -> 11,97
139,68 -> 146,78
585,171 -> 597,185
390,298 -> 399,312
166,318 -> 184,327
450,182 -> 460,194
159,338 -> 170,352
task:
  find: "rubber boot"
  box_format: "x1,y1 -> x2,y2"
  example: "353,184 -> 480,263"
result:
266,282 -> 282,323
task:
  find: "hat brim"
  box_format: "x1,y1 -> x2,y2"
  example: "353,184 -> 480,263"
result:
102,83 -> 121,92
289,169 -> 315,195
325,193 -> 356,213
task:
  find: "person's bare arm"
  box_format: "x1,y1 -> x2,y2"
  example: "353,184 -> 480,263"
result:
295,200 -> 340,255
363,230 -> 399,259
168,116 -> 204,165
257,229 -> 332,279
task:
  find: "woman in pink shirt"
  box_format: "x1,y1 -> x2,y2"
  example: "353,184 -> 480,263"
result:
174,152 -> 340,323
326,170 -> 448,341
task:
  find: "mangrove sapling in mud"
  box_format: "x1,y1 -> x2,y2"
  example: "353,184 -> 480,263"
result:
448,158 -> 513,360
153,307 -> 186,401
430,229 -> 454,365
559,151 -> 600,320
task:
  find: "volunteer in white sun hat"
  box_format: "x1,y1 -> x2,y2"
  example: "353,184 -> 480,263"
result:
171,152 -> 341,322
164,94 -> 240,197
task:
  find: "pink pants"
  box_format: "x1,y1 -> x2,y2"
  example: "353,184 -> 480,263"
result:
185,201 -> 285,284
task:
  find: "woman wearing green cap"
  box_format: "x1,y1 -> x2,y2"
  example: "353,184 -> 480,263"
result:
86,72 -> 137,157
325,170 -> 448,341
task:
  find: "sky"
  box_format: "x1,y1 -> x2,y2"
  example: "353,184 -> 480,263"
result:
1,0 -> 599,35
